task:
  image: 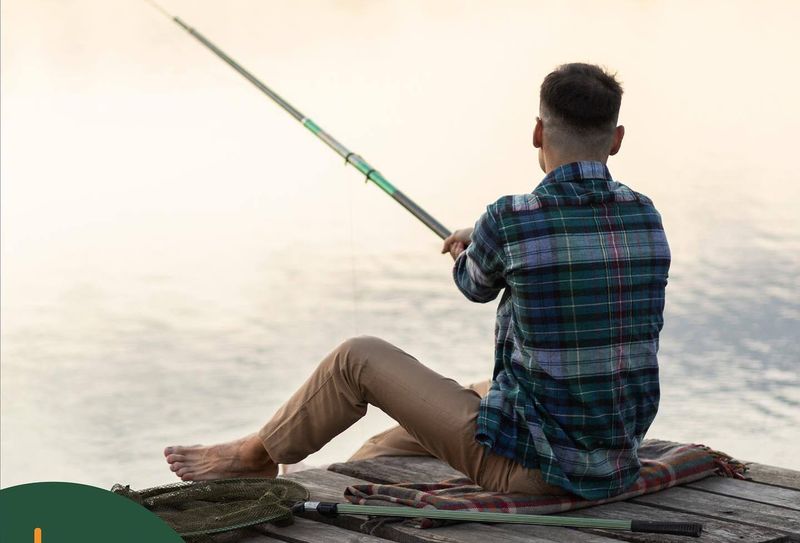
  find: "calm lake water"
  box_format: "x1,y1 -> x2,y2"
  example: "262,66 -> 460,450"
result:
2,0 -> 799,489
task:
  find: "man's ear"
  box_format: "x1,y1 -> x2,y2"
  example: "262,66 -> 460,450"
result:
609,125 -> 625,156
533,118 -> 544,148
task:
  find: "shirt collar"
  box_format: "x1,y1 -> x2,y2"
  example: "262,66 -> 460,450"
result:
538,161 -> 613,187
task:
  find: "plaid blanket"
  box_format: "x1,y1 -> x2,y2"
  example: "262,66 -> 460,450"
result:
343,440 -> 746,528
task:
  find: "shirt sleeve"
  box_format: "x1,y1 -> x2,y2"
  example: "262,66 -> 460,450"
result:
453,204 -> 506,303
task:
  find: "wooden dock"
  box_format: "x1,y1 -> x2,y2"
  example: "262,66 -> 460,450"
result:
210,455 -> 800,543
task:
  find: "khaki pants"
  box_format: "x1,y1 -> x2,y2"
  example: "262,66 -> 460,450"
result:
258,336 -> 566,495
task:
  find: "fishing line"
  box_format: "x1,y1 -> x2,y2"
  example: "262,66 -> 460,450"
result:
347,170 -> 360,335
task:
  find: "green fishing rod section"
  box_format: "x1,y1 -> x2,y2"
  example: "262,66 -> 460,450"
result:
146,0 -> 451,240
297,502 -> 704,537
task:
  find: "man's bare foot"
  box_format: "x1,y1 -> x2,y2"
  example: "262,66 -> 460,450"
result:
163,434 -> 278,481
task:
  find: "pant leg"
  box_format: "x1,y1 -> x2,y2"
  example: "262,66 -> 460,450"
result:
258,336 -> 564,495
349,379 -> 492,461
348,424 -> 432,460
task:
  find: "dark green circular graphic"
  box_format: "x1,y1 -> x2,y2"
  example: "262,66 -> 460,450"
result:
0,482 -> 183,543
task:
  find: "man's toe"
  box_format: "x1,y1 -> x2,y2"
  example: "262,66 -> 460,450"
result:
166,454 -> 185,464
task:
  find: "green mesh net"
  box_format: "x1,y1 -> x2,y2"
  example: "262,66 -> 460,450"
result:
111,478 -> 309,539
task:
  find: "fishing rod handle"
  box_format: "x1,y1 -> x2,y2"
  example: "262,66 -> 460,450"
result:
296,502 -> 339,516
630,520 -> 703,537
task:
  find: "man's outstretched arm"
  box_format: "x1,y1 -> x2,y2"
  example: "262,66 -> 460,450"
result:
444,207 -> 506,303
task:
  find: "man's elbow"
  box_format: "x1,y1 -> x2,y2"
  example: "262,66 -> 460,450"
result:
468,290 -> 501,303
452,255 -> 503,303
455,280 -> 501,303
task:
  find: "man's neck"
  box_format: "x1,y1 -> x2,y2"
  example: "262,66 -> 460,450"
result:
544,153 -> 609,174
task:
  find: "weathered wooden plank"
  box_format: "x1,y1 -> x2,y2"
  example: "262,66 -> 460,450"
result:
282,470 -> 358,502
328,456 -> 465,484
253,516 -> 393,542
229,534 -> 285,543
746,463 -> 800,491
632,486 -> 800,535
686,477 -> 800,510
211,528 -> 284,542
383,521 -> 628,543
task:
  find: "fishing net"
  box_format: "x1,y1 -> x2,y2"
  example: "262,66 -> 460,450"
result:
111,478 -> 309,540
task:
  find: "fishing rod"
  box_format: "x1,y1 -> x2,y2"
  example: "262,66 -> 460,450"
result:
144,0 -> 451,240
295,501 -> 703,537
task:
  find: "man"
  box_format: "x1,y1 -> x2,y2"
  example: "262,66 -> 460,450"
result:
164,63 -> 670,500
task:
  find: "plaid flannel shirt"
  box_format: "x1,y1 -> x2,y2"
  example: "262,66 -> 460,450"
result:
453,161 -> 670,500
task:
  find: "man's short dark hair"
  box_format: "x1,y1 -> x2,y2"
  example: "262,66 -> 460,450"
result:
540,63 -> 623,132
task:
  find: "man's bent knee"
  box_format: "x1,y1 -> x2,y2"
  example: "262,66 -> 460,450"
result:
335,336 -> 396,363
